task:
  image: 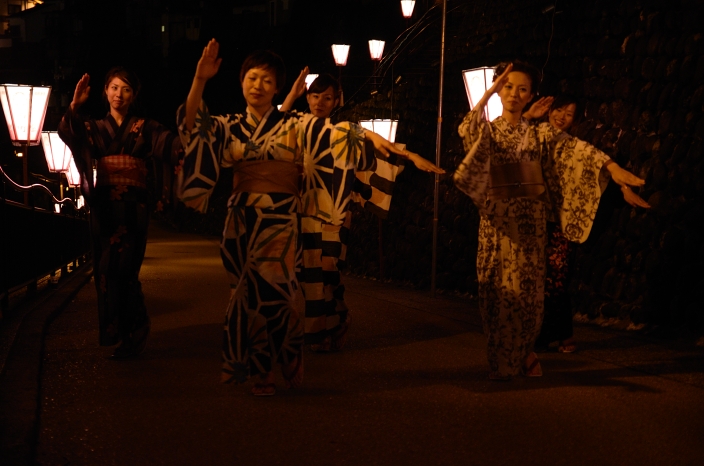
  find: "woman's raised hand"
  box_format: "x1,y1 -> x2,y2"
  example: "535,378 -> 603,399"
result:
488,63 -> 513,96
291,67 -> 309,100
523,96 -> 554,120
71,73 -> 91,111
195,39 -> 222,81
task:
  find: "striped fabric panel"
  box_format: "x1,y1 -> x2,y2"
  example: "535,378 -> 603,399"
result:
351,146 -> 406,219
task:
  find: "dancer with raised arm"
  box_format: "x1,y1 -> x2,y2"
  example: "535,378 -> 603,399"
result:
281,71 -> 444,351
454,62 -> 646,380
59,67 -> 182,359
178,40 -> 414,395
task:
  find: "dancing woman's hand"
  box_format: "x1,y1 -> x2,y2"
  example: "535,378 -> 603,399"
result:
195,39 -> 222,81
487,63 -> 513,96
606,162 -> 645,190
280,66 -> 309,112
71,74 -> 91,111
405,151 -> 445,174
621,185 -> 651,208
523,96 -> 554,120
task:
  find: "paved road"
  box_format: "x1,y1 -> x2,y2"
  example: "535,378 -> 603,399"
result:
10,223 -> 704,465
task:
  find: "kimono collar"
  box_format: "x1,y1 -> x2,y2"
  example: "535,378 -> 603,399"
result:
104,112 -> 134,139
245,105 -> 274,129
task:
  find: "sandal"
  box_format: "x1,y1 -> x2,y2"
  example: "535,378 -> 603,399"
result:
330,316 -> 351,352
310,337 -> 331,353
251,383 -> 276,396
522,352 -> 543,377
558,338 -> 577,353
282,353 -> 304,390
488,372 -> 512,381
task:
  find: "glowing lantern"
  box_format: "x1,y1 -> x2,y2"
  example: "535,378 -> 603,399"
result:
359,119 -> 398,143
41,131 -> 72,173
65,157 -> 81,187
331,44 -> 350,66
368,40 -> 385,61
0,84 -> 51,146
462,67 -> 503,122
401,1 -> 416,18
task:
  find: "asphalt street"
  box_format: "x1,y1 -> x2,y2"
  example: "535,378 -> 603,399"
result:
2,222 -> 703,466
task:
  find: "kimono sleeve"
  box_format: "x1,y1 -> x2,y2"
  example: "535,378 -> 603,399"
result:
144,120 -> 183,211
175,100 -> 234,213
539,122 -> 612,243
57,106 -> 95,202
453,108 -> 493,211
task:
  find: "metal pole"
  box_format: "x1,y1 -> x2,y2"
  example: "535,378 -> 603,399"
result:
430,0 -> 447,297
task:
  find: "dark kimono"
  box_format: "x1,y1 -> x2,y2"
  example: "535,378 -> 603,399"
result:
58,107 -> 181,346
177,102 -> 374,382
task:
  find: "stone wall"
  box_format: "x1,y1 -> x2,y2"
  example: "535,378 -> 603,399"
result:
339,0 -> 704,333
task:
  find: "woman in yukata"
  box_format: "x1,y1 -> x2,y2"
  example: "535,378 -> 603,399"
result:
453,62 -> 646,380
178,39 -> 421,395
59,67 -> 182,359
280,71 -> 444,352
523,95 -> 650,354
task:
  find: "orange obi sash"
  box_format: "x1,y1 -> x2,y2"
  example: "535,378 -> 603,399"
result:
232,160 -> 300,196
96,155 -> 148,188
487,161 -> 546,201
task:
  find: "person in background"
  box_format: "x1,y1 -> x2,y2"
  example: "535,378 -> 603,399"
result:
281,71 -> 445,352
525,94 -> 650,353
59,67 -> 182,359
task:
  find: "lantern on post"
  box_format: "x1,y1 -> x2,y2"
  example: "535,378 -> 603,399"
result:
304,74 -> 319,89
462,67 -> 503,122
368,40 -> 385,88
401,1 -> 416,19
65,156 -> 81,194
331,44 -> 350,105
41,131 -> 72,199
0,84 -> 52,204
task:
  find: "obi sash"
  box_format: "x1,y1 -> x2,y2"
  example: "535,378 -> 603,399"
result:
232,160 -> 300,196
96,155 -> 148,188
487,161 -> 546,201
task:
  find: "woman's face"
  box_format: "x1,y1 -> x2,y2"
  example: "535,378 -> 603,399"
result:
105,77 -> 134,114
498,71 -> 533,113
548,103 -> 577,131
306,86 -> 338,119
242,67 -> 277,111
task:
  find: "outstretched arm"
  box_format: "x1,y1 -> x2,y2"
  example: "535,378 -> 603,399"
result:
184,38 -> 222,131
621,185 -> 651,208
604,160 -> 645,190
280,66 -> 309,112
364,131 -> 444,174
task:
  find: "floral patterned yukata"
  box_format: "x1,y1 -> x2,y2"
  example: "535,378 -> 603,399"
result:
177,102 -> 372,382
58,108 -> 181,347
454,108 -> 610,377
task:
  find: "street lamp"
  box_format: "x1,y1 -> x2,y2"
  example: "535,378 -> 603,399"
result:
462,67 -> 503,121
331,44 -> 350,105
0,83 -> 52,204
368,40 -> 385,61
65,157 -> 80,189
401,1 -> 416,19
41,131 -> 72,199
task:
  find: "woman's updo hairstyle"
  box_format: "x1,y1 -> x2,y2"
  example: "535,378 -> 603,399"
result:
494,60 -> 542,94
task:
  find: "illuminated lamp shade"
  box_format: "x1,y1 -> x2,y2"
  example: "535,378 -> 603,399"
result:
41,131 -> 72,173
0,84 -> 51,146
331,44 -> 350,66
65,157 -> 81,187
305,74 -> 319,89
359,119 -> 398,143
462,67 -> 503,122
77,195 -> 85,209
368,40 -> 385,61
400,1 -> 416,18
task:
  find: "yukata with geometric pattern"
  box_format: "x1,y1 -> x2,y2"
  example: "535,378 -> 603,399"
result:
58,107 -> 182,347
299,128 -> 377,347
454,107 -> 611,378
177,101 -> 373,382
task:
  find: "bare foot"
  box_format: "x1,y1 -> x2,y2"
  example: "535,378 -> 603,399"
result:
251,372 -> 276,396
282,353 -> 304,389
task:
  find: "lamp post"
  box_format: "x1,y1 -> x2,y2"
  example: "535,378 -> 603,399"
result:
41,131 -> 72,200
462,67 -> 503,121
331,44 -> 350,105
0,84 -> 51,204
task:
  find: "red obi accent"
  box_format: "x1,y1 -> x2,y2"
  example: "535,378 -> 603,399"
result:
96,155 -> 148,188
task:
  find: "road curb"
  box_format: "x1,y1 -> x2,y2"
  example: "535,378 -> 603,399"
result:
0,263 -> 92,466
